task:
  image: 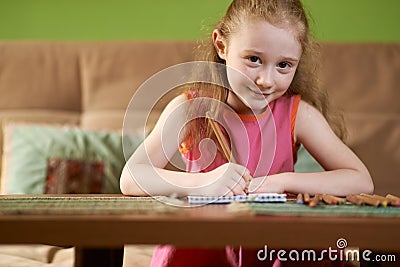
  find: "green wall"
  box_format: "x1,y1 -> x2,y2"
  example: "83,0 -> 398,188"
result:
0,0 -> 399,42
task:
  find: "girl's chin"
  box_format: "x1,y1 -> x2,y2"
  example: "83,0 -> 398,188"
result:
229,93 -> 269,114
243,103 -> 268,115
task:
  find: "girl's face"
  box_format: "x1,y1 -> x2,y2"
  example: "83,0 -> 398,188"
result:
213,19 -> 302,114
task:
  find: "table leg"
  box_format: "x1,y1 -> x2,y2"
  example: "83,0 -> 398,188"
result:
75,247 -> 124,267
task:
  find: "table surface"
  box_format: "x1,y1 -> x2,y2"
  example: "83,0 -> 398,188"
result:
0,194 -> 399,251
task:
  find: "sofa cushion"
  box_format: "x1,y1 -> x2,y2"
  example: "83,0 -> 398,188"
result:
45,158 -> 105,194
320,43 -> 400,195
0,245 -> 74,266
0,42 -> 82,111
1,122 -> 142,194
80,41 -> 196,112
294,145 -> 324,173
0,110 -> 80,176
320,43 -> 400,114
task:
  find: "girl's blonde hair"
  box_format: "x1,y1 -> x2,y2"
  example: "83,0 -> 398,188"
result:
186,0 -> 345,148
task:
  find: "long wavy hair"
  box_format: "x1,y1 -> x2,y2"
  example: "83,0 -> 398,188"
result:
184,0 -> 346,149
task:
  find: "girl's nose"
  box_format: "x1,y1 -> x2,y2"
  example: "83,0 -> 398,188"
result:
255,69 -> 273,90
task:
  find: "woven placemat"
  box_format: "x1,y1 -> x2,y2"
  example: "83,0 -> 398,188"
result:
248,202 -> 400,217
0,196 -> 180,215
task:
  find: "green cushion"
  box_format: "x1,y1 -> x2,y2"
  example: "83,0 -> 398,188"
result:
2,124 -> 142,194
294,145 -> 324,173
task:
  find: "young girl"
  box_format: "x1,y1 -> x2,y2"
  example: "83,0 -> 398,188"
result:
120,0 -> 374,266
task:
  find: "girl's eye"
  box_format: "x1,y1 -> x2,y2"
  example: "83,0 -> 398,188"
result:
277,61 -> 291,69
248,56 -> 261,63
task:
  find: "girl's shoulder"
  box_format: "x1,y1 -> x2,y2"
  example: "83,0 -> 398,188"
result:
297,98 -> 320,118
294,98 -> 331,142
155,93 -> 189,125
162,90 -> 196,110
183,90 -> 197,100
164,91 -> 191,109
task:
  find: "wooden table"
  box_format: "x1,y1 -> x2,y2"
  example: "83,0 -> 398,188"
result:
0,194 -> 399,266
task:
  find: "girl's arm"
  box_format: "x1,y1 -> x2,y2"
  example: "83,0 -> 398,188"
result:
120,94 -> 251,197
251,100 -> 374,196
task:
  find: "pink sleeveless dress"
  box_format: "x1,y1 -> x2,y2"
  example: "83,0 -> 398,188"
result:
151,93 -> 301,267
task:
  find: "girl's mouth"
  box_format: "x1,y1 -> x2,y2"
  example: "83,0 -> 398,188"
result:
250,89 -> 273,97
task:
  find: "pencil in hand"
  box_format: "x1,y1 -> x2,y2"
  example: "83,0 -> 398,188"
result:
206,111 -> 235,163
206,111 -> 252,194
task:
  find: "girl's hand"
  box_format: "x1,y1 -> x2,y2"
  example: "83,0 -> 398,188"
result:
248,174 -> 285,194
197,163 -> 252,196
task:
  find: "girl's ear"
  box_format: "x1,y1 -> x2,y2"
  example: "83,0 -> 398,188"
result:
212,29 -> 227,60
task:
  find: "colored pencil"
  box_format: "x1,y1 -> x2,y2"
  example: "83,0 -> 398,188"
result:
385,194 -> 400,206
303,193 -> 311,204
361,194 -> 387,207
309,194 -> 321,207
332,195 -> 346,205
206,111 -> 251,194
346,195 -> 363,206
355,195 -> 380,207
322,194 -> 338,205
296,193 -> 303,205
206,111 -> 236,163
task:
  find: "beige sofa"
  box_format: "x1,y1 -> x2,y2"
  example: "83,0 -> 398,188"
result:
0,41 -> 399,266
